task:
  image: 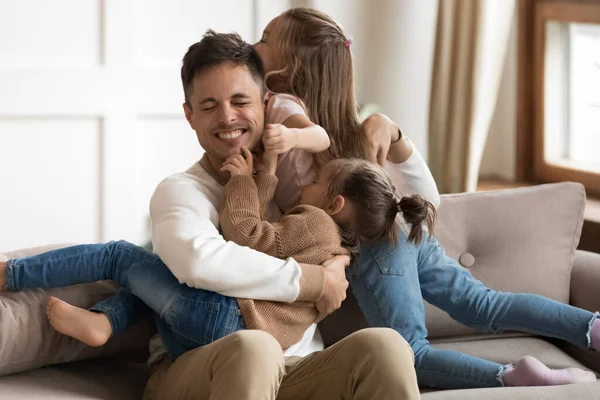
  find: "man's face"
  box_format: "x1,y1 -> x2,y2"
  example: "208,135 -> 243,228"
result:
183,62 -> 265,162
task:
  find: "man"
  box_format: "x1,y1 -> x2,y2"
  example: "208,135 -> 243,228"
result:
143,31 -> 420,400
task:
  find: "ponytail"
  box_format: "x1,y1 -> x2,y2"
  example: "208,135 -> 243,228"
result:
323,159 -> 436,252
396,194 -> 436,245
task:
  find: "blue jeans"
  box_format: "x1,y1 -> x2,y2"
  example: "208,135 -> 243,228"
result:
350,229 -> 598,390
4,241 -> 246,358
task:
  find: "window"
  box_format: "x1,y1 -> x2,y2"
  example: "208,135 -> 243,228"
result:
545,20 -> 600,171
518,0 -> 600,196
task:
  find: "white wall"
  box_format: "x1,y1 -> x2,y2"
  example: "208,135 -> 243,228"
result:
0,1 -> 450,251
0,0 -> 287,251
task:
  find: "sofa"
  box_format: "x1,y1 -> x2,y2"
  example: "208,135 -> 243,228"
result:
1,182 -> 600,399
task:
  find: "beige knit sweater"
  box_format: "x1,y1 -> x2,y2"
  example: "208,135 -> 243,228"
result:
220,173 -> 348,350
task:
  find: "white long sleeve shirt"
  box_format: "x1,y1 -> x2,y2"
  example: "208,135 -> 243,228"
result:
386,138 -> 440,209
150,164 -> 306,302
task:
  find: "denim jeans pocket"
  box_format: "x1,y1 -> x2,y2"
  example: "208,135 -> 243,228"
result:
164,295 -> 220,347
370,241 -> 416,276
225,306 -> 246,334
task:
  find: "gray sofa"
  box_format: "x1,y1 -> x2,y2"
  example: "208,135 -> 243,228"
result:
2,182 -> 600,399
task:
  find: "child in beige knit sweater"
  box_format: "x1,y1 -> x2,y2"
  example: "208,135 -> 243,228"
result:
218,147 -> 434,349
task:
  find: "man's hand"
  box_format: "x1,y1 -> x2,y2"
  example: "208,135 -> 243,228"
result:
315,255 -> 350,323
362,113 -> 397,166
221,147 -> 253,177
263,123 -> 297,154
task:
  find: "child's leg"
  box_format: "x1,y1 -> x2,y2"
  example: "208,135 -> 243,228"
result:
44,288 -> 150,347
108,246 -> 246,358
351,231 -> 595,389
3,241 -> 149,291
351,238 -> 507,389
416,234 -> 598,351
87,287 -> 151,335
44,296 -> 113,346
0,242 -> 151,346
2,241 -> 245,357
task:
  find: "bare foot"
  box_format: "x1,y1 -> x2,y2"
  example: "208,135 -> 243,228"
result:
503,356 -> 597,386
46,296 -> 112,347
0,261 -> 7,291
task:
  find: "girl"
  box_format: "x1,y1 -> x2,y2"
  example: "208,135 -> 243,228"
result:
254,9 -> 440,213
0,152 -> 432,358
255,7 -> 598,389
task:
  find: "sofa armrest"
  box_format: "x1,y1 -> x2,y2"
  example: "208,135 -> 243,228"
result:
570,250 -> 600,312
563,250 -> 600,373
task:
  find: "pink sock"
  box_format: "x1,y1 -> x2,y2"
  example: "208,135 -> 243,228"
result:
589,317 -> 600,351
502,356 -> 596,387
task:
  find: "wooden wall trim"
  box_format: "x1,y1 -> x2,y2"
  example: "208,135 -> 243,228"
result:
516,0 -> 536,182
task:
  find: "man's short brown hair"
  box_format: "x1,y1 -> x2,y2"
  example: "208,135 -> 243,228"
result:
181,30 -> 264,107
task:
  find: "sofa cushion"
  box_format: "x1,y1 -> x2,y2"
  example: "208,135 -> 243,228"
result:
0,359 -> 148,400
421,381 -> 600,400
0,243 -> 155,377
426,182 -> 586,338
430,336 -> 592,371
422,337 -> 599,399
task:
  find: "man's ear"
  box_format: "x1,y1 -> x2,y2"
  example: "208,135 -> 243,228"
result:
183,102 -> 193,127
326,195 -> 345,216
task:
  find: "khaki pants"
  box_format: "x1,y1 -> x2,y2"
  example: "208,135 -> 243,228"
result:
144,328 -> 420,400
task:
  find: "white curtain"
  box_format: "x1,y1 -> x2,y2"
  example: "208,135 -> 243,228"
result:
428,0 -> 515,193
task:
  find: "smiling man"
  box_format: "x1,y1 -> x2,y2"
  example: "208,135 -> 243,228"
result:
144,30 -> 420,400
183,52 -> 265,168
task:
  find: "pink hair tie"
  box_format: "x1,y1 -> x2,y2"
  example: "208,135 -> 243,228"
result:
344,36 -> 353,49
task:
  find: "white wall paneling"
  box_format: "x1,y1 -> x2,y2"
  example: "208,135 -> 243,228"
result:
134,0 -> 254,68
0,0 -> 102,67
133,116 -> 203,244
0,117 -> 101,249
0,0 -> 289,250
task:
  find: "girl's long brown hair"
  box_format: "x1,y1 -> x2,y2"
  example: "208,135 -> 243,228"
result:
268,7 -> 374,166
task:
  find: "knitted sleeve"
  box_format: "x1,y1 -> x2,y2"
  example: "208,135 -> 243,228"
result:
253,173 -> 279,221
219,175 -> 328,301
221,175 -> 340,264
220,175 -> 281,257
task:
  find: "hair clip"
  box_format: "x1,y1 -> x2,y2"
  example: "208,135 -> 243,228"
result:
344,36 -> 354,49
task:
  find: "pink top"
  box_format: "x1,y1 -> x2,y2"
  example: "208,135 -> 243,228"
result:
266,93 -> 317,213
265,94 -> 441,215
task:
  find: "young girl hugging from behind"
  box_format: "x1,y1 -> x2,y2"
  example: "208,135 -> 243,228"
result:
253,8 -> 440,216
